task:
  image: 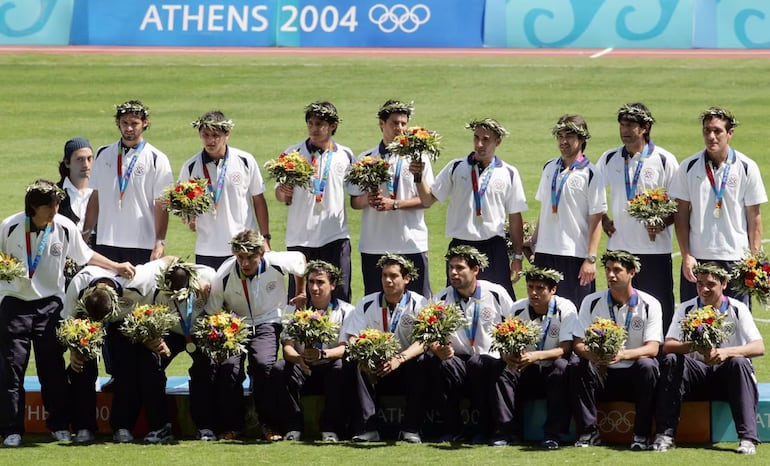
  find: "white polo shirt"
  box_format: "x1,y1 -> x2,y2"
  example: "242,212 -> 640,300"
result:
90,140 -> 174,250
511,295 -> 577,367
352,143 -> 434,254
574,288 -> 663,369
341,290 -> 427,351
62,260 -> 165,321
535,157 -> 606,257
178,147 -> 266,257
153,264 -> 216,337
669,149 -> 767,261
431,154 -> 528,241
596,144 -> 679,254
206,251 -> 306,327
667,297 -> 762,362
433,280 -> 514,357
280,140 -> 354,248
0,213 -> 93,303
62,177 -> 93,231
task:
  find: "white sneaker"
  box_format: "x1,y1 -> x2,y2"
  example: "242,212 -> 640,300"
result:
321,431 -> 339,442
74,429 -> 95,443
52,430 -> 72,442
144,423 -> 173,444
3,434 -> 21,447
197,429 -> 216,441
651,434 -> 675,452
738,438 -> 757,455
284,430 -> 302,441
112,428 -> 134,443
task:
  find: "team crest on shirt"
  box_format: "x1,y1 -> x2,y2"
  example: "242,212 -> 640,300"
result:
548,324 -> 560,338
49,242 -> 63,257
401,314 -> 415,328
266,280 -> 277,293
727,174 -> 738,188
334,161 -> 346,176
133,163 -> 146,177
631,316 -> 644,331
568,177 -> 584,190
481,307 -> 495,322
491,179 -> 505,194
230,172 -> 243,186
723,321 -> 736,339
642,167 -> 657,181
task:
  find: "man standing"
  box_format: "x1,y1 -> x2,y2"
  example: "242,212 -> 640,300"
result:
178,111 -> 271,269
57,137 -> 93,234
430,246 -> 514,443
531,115 -> 606,308
670,107 -> 767,304
84,100 -> 174,264
341,254 -> 428,443
412,118 -> 527,299
596,103 -> 679,330
571,250 -> 662,450
275,102 -> 354,302
351,100 -> 433,297
652,263 -> 764,455
494,267 -> 577,449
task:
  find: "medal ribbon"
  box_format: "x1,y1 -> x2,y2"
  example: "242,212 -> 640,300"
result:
201,149 -> 229,210
380,292 -> 408,333
311,147 -> 333,204
25,217 -> 52,279
471,155 -> 497,217
704,148 -> 735,212
455,285 -> 482,347
536,298 -> 557,351
175,296 -> 194,341
606,289 -> 637,333
117,141 -> 146,205
696,296 -> 729,315
239,260 -> 263,326
550,155 -> 585,214
386,156 -> 403,199
624,143 -> 652,200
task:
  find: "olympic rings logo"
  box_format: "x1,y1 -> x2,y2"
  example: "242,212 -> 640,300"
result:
368,4 -> 431,33
597,409 -> 635,433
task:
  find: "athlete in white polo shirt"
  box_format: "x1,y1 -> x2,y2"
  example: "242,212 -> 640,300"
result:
84,100 -> 174,265
532,115 -> 606,309
275,101 -> 354,302
351,100 -> 434,298
178,111 -> 271,269
596,103 -> 679,330
670,106 -> 767,304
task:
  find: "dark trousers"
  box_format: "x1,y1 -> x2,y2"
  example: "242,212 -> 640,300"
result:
266,357 -> 348,434
448,236 -> 515,300
534,253 -> 594,309
680,259 -> 750,308
571,357 -> 659,438
495,358 -> 571,438
628,253 -> 675,333
196,255 -> 230,271
68,358 -> 99,432
655,353 -> 759,442
0,296 -> 69,435
361,252 -> 431,299
351,354 -> 426,435
288,238 -> 352,302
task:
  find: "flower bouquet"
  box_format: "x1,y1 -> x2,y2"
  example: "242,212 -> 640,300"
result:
411,302 -> 465,347
504,220 -> 536,263
192,311 -> 250,363
680,304 -> 728,354
160,178 -> 213,224
264,150 -> 314,195
730,250 -> 770,306
626,187 -> 677,241
386,126 -> 442,163
583,318 -> 627,377
57,317 -> 106,360
119,304 -> 180,355
283,308 -> 340,347
0,253 -> 25,281
345,156 -> 391,194
347,328 -> 401,375
490,317 -> 542,357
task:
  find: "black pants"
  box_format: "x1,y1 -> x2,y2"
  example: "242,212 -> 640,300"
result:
288,238 -> 352,302
361,251 -> 431,299
448,236 -> 515,300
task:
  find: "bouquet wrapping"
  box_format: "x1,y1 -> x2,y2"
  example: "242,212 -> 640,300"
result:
345,156 -> 391,194
385,126 -> 442,163
0,253 -> 25,281
730,250 -> 770,306
57,317 -> 105,360
680,304 -> 728,354
625,187 -> 677,241
160,178 -> 214,224
411,302 -> 466,346
347,328 -> 401,373
193,312 -> 250,362
283,308 -> 340,347
490,317 -> 542,357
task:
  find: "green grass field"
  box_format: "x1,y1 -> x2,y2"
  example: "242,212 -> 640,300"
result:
1,51 -> 770,463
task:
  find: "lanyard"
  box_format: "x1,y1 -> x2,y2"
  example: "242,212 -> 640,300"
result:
239,260 -> 264,325
455,285 -> 482,347
696,296 -> 729,314
385,155 -> 403,199
606,290 -> 637,332
704,148 -> 735,212
117,140 -> 145,207
175,296 -> 194,341
380,292 -> 409,333
311,147 -> 333,204
202,149 -> 229,210
550,155 -> 585,214
536,299 -> 557,351
623,143 -> 652,200
25,217 -> 52,279
471,155 -> 497,217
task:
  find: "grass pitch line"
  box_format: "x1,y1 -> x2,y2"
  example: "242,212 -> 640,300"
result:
591,47 -> 614,58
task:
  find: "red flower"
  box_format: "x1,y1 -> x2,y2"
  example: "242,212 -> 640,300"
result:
428,315 -> 438,324
208,330 -> 219,341
89,326 -> 98,333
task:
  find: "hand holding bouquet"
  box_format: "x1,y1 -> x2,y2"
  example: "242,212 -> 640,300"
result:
119,304 -> 180,356
345,156 -> 391,194
490,317 -> 542,357
386,126 -> 441,163
193,311 -> 250,363
626,187 -> 677,241
730,250 -> 770,306
57,317 -> 105,360
0,253 -> 25,281
681,304 -> 728,354
160,178 -> 213,224
264,150 -> 314,189
411,302 -> 465,347
347,328 -> 401,375
583,318 -> 627,377
283,308 -> 340,347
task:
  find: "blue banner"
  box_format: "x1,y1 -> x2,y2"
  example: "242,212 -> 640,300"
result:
82,0 -> 483,48
0,0 -> 74,45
